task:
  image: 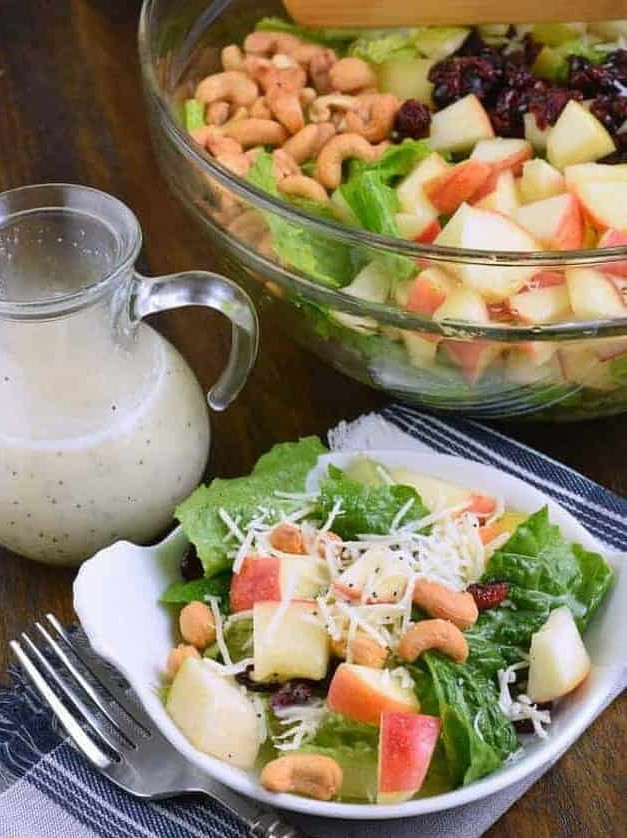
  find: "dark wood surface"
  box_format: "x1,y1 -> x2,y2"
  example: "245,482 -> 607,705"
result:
0,2 -> 625,835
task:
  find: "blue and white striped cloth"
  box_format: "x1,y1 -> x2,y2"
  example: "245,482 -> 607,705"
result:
1,404 -> 625,838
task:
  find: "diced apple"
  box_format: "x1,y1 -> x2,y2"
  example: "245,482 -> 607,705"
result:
572,180 -> 627,232
395,209 -> 439,242
334,548 -> 410,603
442,339 -> 502,383
397,152 -> 450,216
429,94 -> 495,154
598,229 -> 627,277
470,137 -> 533,176
433,285 -> 489,323
547,101 -> 616,170
327,663 -> 419,725
558,345 -> 616,390
343,261 -> 392,304
386,468 -> 494,515
377,58 -> 435,103
473,170 -> 520,216
229,555 -> 329,612
527,607 -> 591,703
518,340 -> 558,366
564,162 -> 627,190
524,112 -> 550,152
519,159 -> 565,203
412,26 -> 469,60
593,336 -> 627,361
415,219 -> 442,244
565,267 -> 627,319
402,331 -> 440,367
514,193 -> 585,251
436,206 -> 542,301
253,601 -> 329,683
523,271 -> 566,290
406,267 -> 455,315
510,285 -> 572,324
505,350 -> 558,385
424,159 -> 492,214
166,658 -> 260,768
377,712 -> 441,804
478,511 -> 527,546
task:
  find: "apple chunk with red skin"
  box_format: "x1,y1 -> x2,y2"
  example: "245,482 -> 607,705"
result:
230,556 -> 328,612
406,267 -> 455,315
424,159 -> 492,214
429,94 -> 494,154
565,268 -> 626,319
327,663 -> 419,725
598,229 -> 627,278
397,152 -> 449,216
510,285 -> 572,324
473,170 -> 519,217
571,180 -> 627,233
377,711 -> 441,804
470,137 -> 532,176
514,193 -> 584,251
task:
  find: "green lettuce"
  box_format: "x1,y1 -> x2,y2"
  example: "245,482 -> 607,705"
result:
160,571 -> 232,609
175,437 -> 327,576
315,464 -> 429,539
349,32 -> 417,64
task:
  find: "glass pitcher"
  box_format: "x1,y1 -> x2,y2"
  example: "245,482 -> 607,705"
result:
0,184 -> 258,565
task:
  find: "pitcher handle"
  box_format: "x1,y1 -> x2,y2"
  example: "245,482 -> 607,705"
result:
130,271 -> 258,411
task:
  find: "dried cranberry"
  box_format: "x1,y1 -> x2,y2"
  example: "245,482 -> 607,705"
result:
513,702 -> 552,734
234,665 -> 277,693
467,580 -> 510,610
269,681 -> 313,711
429,55 -> 503,109
179,544 -> 203,582
568,55 -> 625,97
590,95 -> 627,137
599,133 -> 627,164
526,86 -> 583,130
394,99 -> 432,140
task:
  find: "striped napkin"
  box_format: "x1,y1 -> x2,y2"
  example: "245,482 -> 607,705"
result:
1,404 -> 625,838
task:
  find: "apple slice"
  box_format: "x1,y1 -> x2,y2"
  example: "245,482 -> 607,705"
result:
565,268 -> 627,319
429,94 -> 495,154
505,350 -> 559,385
593,336 -> 627,361
397,152 -> 450,216
523,271 -> 566,290
442,339 -> 502,383
377,57 -> 435,103
396,210 -> 438,242
387,467 -> 495,515
253,601 -> 329,683
519,159 -> 565,203
514,193 -> 584,251
564,162 -> 627,190
473,170 -> 519,216
510,285 -> 572,324
470,137 -> 532,176
343,261 -> 392,304
327,663 -> 419,725
166,658 -> 260,768
377,712 -> 441,804
571,180 -> 627,233
402,331 -> 440,367
527,607 -> 591,703
424,159 -> 492,214
518,341 -> 558,366
547,101 -> 616,170
433,285 -> 489,323
558,345 -> 616,390
598,229 -> 627,278
333,547 -> 410,603
230,556 -> 329,612
406,267 -> 456,315
523,112 -> 550,152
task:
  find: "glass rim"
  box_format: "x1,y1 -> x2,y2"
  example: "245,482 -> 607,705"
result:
0,183 -> 142,320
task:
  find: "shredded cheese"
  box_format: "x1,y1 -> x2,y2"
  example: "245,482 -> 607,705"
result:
272,700 -> 327,751
206,596 -> 232,666
203,657 -> 253,676
497,662 -> 551,739
218,508 -> 245,543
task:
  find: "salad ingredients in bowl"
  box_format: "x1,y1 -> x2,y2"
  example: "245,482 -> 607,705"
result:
139,2 -> 627,420
157,439 -> 613,804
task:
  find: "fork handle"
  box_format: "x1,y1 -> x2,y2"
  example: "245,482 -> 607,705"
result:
249,811 -> 309,838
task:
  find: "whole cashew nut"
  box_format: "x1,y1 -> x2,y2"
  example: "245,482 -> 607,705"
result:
221,44 -> 246,73
308,94 -> 357,124
412,579 -> 479,630
331,631 -> 388,668
245,57 -> 307,94
261,754 -> 343,800
222,118 -> 289,148
329,57 -> 378,93
309,48 -> 338,94
195,71 -> 258,107
269,522 -> 306,554
345,93 -> 401,143
179,601 -> 217,649
215,150 -> 252,177
398,619 -> 469,664
250,96 -> 272,120
282,123 -> 335,164
267,90 -> 305,134
206,100 -> 230,126
279,175 -> 329,203
272,149 -> 301,180
227,209 -> 269,244
166,644 -> 201,680
315,133 -> 383,190
244,30 -> 302,57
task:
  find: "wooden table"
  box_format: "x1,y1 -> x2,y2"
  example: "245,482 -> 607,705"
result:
0,1 -> 625,834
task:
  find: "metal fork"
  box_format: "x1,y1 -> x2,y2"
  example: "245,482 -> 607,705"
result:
10,614 -> 307,838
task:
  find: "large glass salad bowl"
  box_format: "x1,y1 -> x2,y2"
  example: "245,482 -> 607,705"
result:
138,1 -> 627,420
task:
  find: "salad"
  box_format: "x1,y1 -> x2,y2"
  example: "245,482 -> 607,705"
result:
181,17 -> 627,420
160,438 -> 613,803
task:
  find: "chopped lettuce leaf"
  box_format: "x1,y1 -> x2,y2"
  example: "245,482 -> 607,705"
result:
224,617 -> 253,662
610,354 -> 627,384
160,571 -> 232,610
255,16 -> 367,48
316,464 -> 429,539
175,437 -> 327,576
349,32 -> 417,64
183,99 -> 205,133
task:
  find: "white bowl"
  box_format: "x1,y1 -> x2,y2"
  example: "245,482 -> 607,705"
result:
74,450 -> 625,821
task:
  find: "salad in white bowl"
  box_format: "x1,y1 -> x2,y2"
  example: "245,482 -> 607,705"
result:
148,438 -> 614,806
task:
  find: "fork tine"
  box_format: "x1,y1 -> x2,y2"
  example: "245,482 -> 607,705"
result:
11,640 -> 111,771
21,632 -> 127,755
45,614 -> 153,733
35,621 -> 137,745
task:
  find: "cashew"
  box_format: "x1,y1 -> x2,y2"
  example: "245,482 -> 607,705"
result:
279,175 -> 329,203
215,151 -> 252,178
329,57 -> 378,93
206,100 -> 230,126
398,619 -> 469,664
269,522 -> 306,554
261,754 -> 343,800
221,44 -> 246,73
267,90 -> 305,134
412,579 -> 479,630
299,86 -> 317,107
179,601 -> 217,649
331,631 -> 388,668
282,122 -> 335,164
257,231 -> 276,260
315,133 -> 382,190
345,93 -> 400,143
250,96 -> 272,120
244,30 -> 302,57
309,94 -> 357,124
222,118 -> 288,148
189,125 -> 214,148
316,530 -> 342,557
205,134 -> 244,157
166,644 -> 200,680
272,52 -> 298,70
309,48 -> 338,94
272,149 -> 300,180
195,71 -> 258,107
227,209 -> 268,244
229,106 -> 249,123
245,57 -> 307,94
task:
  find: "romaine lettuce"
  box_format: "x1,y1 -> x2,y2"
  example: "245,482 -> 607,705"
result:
160,571 -> 232,609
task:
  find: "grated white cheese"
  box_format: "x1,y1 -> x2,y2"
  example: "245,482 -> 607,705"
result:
390,666 -> 414,690
203,657 -> 254,676
272,699 -> 327,751
497,662 -> 551,739
218,508 -> 245,544
206,596 -> 232,666
320,498 -> 343,535
390,498 -> 415,532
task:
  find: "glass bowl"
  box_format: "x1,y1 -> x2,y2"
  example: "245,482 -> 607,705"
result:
138,0 -> 627,420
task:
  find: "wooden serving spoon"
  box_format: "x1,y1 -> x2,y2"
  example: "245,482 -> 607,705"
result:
282,0 -> 626,29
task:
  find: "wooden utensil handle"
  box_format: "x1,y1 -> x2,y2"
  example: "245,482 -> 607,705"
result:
283,0 -> 626,27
